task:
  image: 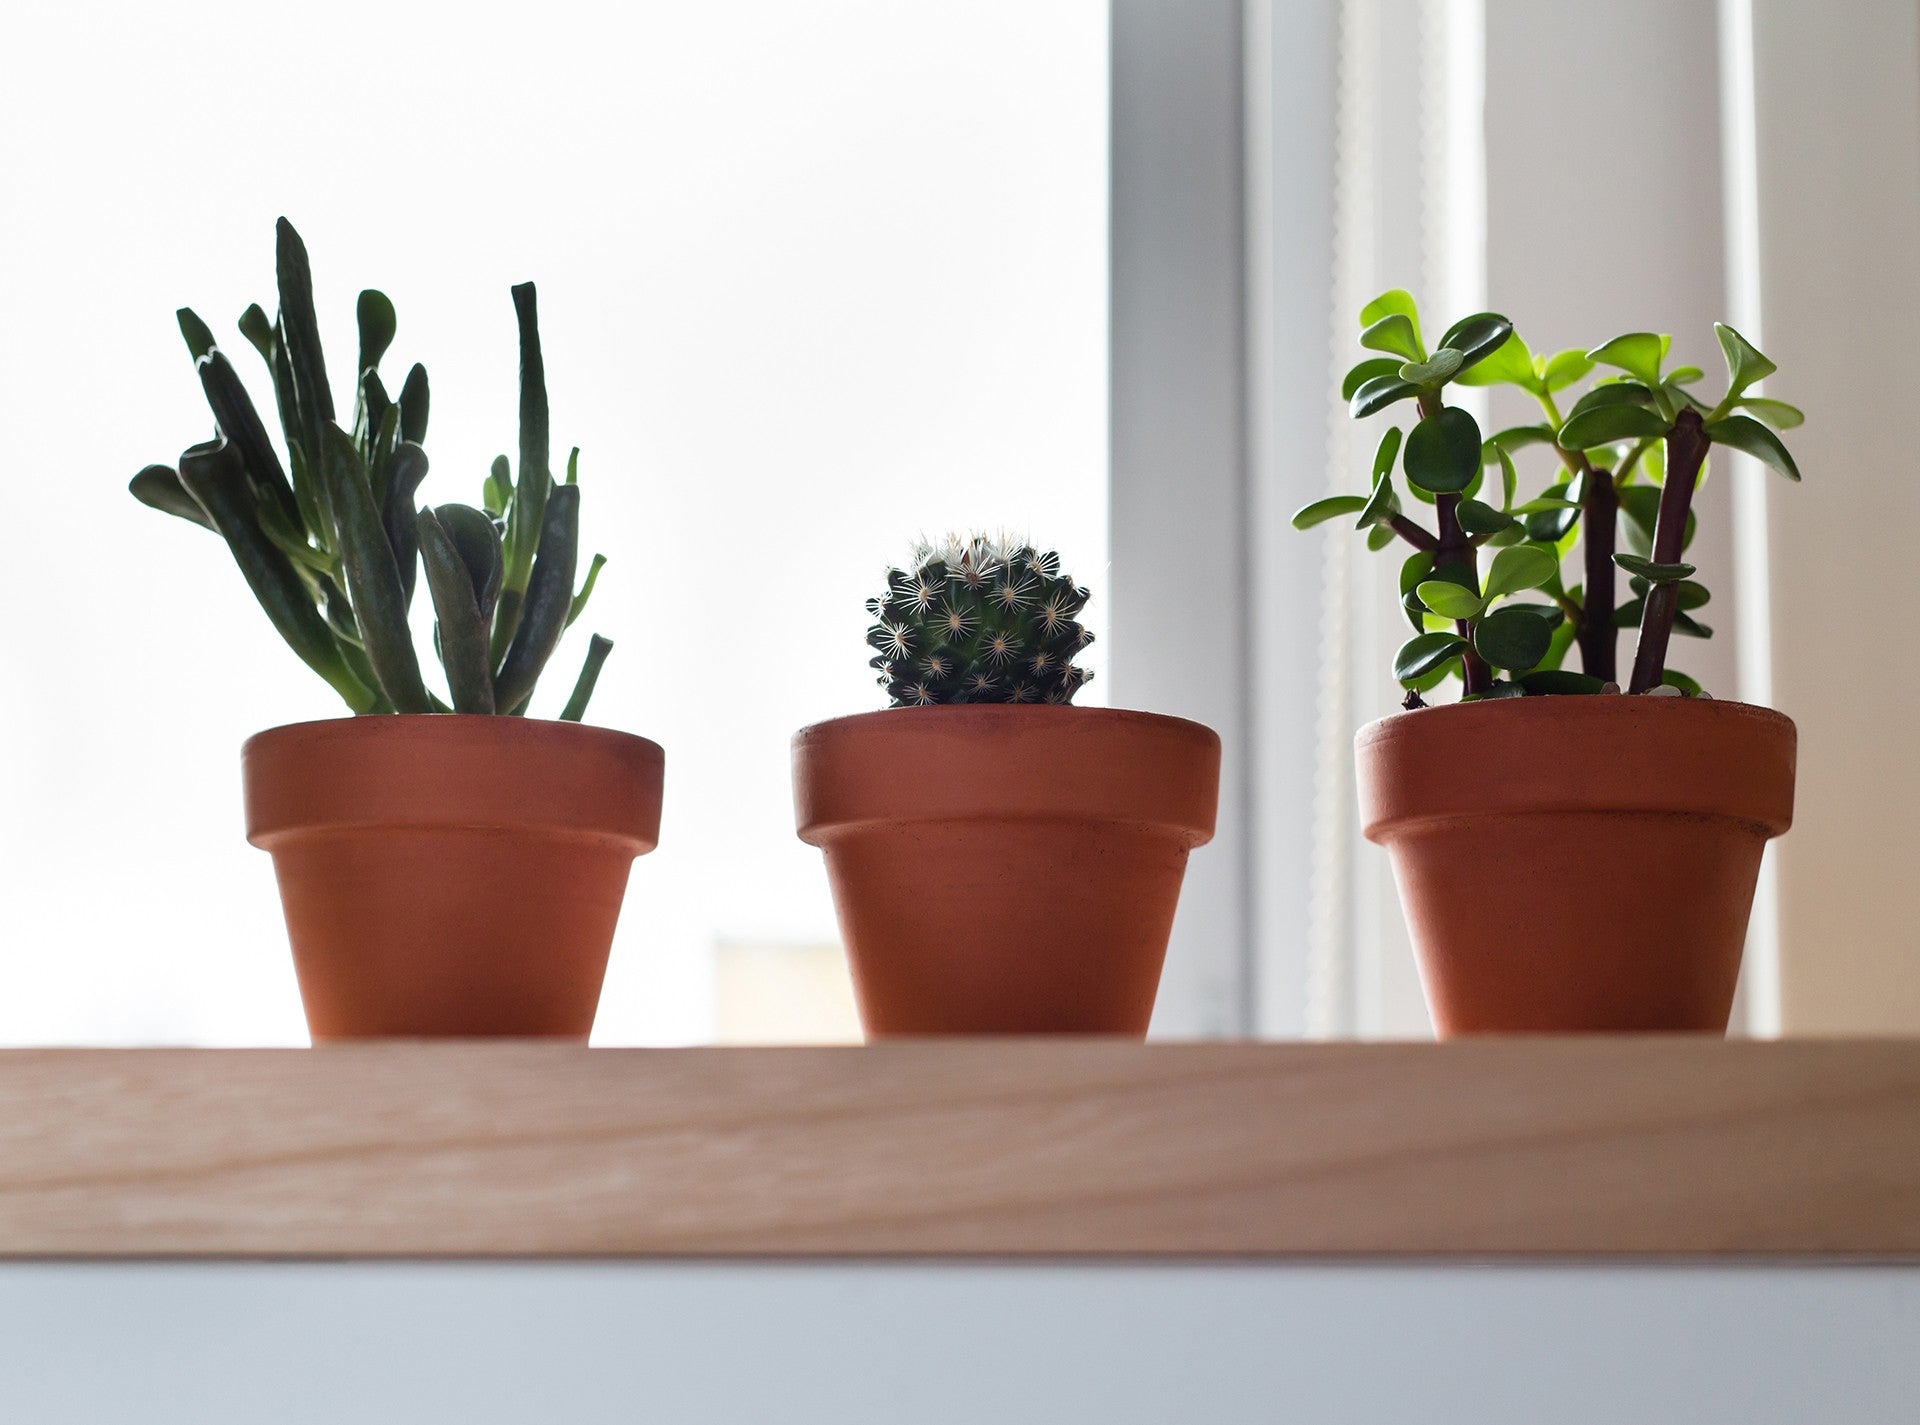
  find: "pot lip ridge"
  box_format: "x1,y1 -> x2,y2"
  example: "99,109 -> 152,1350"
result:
242,712 -> 664,764
793,703 -> 1220,752
1355,694 -> 1794,753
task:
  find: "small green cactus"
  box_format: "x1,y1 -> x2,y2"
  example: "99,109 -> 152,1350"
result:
865,535 -> 1094,706
132,218 -> 613,720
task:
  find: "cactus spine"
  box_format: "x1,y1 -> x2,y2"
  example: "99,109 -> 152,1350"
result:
866,535 -> 1094,706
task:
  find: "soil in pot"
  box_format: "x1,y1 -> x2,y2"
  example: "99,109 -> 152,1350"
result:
244,716 -> 663,1040
792,706 -> 1220,1037
1357,696 -> 1795,1035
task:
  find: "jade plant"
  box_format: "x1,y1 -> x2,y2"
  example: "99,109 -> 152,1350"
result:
131,219 -> 612,718
865,535 -> 1093,705
1294,290 -> 1799,700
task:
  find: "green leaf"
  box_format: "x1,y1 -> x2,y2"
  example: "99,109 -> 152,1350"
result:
1367,523 -> 1396,551
1395,631 -> 1467,684
1402,407 -> 1483,493
1357,471 -> 1399,529
1399,348 -> 1463,385
1360,289 -> 1422,348
1455,497 -> 1516,535
1293,495 -> 1368,530
398,364 -> 431,445
1483,542 -> 1559,600
484,455 -> 512,517
319,423 -> 432,713
1343,357 -> 1402,401
177,307 -> 217,362
1673,610 -> 1714,639
1519,482 -> 1578,542
1473,605 -> 1554,672
1715,322 -> 1777,396
356,290 -> 397,377
417,508 -> 498,715
559,633 -> 614,722
1705,414 -> 1801,480
1587,332 -> 1670,387
1361,313 -> 1423,362
1520,670 -> 1608,696
431,503 -> 505,628
238,304 -> 274,363
1613,553 -> 1696,582
1350,374 -> 1420,419
1416,580 -> 1486,620
1436,313 -> 1516,376
1558,402 -> 1672,450
1663,669 -> 1704,697
1617,484 -> 1696,556
494,485 -> 582,714
1454,329 -> 1534,388
1399,551 -> 1435,632
1540,348 -> 1595,392
1565,380 -> 1655,417
1373,426 -> 1403,479
493,282 -> 554,665
1503,601 -> 1564,629
1666,365 -> 1704,386
1739,397 -> 1804,430
567,552 -> 607,627
129,464 -> 215,530
1488,424 -> 1556,454
1492,446 -> 1518,511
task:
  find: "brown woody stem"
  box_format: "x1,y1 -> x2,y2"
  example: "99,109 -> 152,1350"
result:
1577,457 -> 1618,682
1627,408 -> 1710,694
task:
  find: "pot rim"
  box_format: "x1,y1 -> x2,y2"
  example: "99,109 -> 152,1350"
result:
243,714 -> 664,849
1355,694 -> 1796,840
792,704 -> 1221,846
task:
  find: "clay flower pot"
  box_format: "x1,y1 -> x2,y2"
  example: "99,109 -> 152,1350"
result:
1357,697 -> 1795,1035
793,707 -> 1220,1037
244,716 -> 663,1041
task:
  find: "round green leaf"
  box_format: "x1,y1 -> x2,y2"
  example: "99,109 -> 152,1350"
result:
1372,425 -> 1404,479
1357,471 -> 1399,529
1587,332 -> 1671,387
1738,397 -> 1804,430
1360,289 -> 1420,329
1399,348 -> 1463,385
1540,348 -> 1595,392
1399,550 -> 1436,595
1612,553 -> 1696,582
1454,329 -> 1534,388
1487,424 -> 1556,455
1473,605 -> 1553,672
1454,497 -> 1515,535
1366,523 -> 1396,551
1714,323 -> 1776,396
1558,402 -> 1672,451
1705,414 -> 1801,481
1673,610 -> 1714,639
1415,580 -> 1486,620
1519,670 -> 1608,696
1342,357 -> 1402,401
1350,374 -> 1419,419
1292,495 -> 1368,530
1361,313 -> 1423,362
1436,313 -> 1515,373
1663,669 -> 1704,697
1665,365 -> 1705,386
1483,542 -> 1558,600
1402,406 -> 1483,493
1395,630 -> 1467,684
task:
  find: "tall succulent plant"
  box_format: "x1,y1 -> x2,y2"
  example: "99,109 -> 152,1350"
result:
1295,290 -> 1799,700
865,535 -> 1094,706
133,219 -> 612,719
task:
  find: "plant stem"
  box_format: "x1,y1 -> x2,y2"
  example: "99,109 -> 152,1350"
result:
1627,408 -> 1710,693
1578,460 -> 1618,682
1418,390 -> 1489,694
1390,515 -> 1439,552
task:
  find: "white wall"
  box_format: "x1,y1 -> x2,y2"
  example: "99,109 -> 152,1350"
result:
2,1262 -> 1914,1422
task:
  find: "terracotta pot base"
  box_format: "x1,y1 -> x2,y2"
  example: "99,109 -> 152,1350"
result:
244,716 -> 662,1041
1357,697 -> 1795,1036
793,707 -> 1221,1037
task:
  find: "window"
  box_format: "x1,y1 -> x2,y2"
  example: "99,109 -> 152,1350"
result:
0,2 -> 1107,1045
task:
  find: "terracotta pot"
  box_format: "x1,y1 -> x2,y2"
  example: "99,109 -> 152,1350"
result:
244,716 -> 662,1041
1357,697 -> 1795,1035
793,706 -> 1220,1037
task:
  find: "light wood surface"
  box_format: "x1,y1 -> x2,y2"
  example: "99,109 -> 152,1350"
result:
0,1040 -> 1915,1258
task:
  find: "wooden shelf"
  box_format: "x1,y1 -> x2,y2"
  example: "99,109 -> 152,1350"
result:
1,1040 -> 1915,1259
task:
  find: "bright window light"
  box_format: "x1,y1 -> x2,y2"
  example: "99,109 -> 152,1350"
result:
0,1 -> 1108,1044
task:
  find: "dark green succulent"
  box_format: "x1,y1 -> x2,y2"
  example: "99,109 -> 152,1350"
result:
132,219 -> 612,719
865,535 -> 1093,706
1295,289 -> 1799,700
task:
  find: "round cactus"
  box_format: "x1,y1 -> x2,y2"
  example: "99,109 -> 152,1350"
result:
865,535 -> 1095,706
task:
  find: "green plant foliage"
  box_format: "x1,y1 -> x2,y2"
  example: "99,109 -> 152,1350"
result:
865,536 -> 1093,706
131,219 -> 614,719
1299,289 -> 1801,701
